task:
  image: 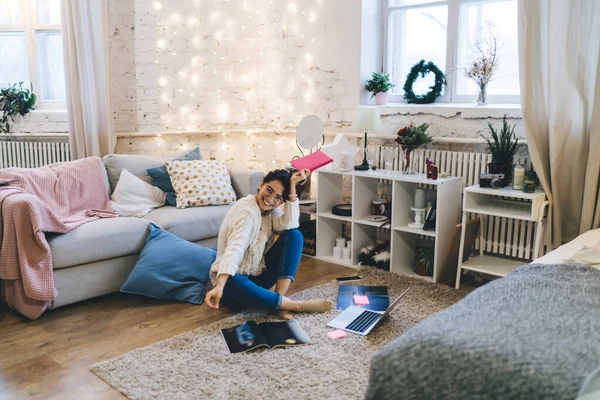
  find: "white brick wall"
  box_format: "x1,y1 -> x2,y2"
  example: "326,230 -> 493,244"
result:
115,131 -> 309,170
7,111 -> 68,135
109,0 -> 361,134
10,0 -> 524,163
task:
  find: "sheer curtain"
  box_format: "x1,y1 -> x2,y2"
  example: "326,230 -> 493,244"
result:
61,0 -> 113,159
518,0 -> 600,248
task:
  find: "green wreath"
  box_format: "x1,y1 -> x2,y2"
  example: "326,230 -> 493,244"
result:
403,60 -> 446,104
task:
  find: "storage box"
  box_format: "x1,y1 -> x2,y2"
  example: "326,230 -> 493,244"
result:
299,219 -> 316,256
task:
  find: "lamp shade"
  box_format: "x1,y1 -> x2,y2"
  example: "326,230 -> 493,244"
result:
352,105 -> 381,134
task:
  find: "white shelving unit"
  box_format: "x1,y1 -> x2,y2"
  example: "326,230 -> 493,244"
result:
315,169 -> 462,283
455,185 -> 549,289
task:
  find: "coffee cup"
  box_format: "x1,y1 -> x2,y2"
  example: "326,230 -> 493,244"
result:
371,199 -> 388,216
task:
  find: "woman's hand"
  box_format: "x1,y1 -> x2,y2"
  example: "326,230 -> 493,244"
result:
291,169 -> 311,186
205,285 -> 224,309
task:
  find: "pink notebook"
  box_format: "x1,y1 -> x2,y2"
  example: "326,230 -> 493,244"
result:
290,150 -> 333,172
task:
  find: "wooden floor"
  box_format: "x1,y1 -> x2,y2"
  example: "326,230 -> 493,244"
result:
0,257 -> 354,400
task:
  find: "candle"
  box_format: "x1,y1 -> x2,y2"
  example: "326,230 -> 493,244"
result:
513,164 -> 525,190
333,246 -> 342,259
342,247 -> 351,259
414,188 -> 426,209
523,171 -> 536,193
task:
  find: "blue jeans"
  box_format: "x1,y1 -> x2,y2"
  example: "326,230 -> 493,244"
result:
220,229 -> 303,311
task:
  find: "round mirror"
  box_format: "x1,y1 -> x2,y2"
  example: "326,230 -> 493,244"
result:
296,115 -> 324,149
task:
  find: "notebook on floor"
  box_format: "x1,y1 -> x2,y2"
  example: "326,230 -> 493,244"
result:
327,287 -> 410,336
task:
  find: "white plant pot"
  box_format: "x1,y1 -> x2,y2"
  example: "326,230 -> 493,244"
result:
375,92 -> 388,105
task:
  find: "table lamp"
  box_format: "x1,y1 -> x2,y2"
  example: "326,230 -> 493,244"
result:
352,105 -> 381,171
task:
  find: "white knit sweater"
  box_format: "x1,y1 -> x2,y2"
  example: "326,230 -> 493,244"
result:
210,194 -> 300,285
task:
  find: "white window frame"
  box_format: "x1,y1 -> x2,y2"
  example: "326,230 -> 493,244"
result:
383,0 -> 520,104
0,0 -> 65,110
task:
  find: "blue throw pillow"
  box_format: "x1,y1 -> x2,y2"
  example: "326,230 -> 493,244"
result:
121,222 -> 216,304
147,147 -> 202,206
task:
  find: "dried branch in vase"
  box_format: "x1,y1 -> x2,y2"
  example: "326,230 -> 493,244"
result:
464,22 -> 501,104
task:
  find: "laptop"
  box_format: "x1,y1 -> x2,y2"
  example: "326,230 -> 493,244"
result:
327,287 -> 410,336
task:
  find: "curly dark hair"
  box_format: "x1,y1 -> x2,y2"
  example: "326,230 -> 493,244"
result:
262,169 -> 292,201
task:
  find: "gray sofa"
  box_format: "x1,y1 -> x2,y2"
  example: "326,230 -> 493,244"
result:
47,154 -> 264,309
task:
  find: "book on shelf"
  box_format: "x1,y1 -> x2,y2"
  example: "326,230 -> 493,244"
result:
221,320 -> 311,354
337,285 -> 390,311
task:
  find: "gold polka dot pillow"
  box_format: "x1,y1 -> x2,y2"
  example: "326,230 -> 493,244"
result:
165,160 -> 236,209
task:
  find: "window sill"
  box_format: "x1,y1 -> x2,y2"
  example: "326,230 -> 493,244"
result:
379,103 -> 522,119
30,109 -> 68,114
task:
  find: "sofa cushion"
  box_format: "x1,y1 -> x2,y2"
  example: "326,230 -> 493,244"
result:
143,204 -> 231,242
110,169 -> 166,217
166,160 -> 237,209
147,147 -> 202,207
103,154 -> 167,193
48,217 -> 151,269
121,223 -> 216,305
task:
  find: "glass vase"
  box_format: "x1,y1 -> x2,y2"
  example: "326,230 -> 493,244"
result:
402,149 -> 416,174
477,82 -> 488,105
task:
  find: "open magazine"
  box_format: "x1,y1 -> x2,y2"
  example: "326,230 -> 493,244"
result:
221,320 -> 311,354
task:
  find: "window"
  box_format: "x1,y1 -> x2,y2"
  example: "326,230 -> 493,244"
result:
384,0 -> 519,104
0,0 -> 66,109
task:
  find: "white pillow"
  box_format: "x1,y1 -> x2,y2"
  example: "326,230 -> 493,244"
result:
165,160 -> 236,209
565,244 -> 600,269
110,169 -> 166,217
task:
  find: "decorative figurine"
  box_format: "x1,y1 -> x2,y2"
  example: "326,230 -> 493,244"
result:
426,158 -> 438,180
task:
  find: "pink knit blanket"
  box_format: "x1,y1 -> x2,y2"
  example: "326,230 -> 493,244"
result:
0,156 -> 116,319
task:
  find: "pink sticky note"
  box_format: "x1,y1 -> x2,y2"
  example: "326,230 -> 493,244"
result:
327,329 -> 348,339
354,295 -> 370,305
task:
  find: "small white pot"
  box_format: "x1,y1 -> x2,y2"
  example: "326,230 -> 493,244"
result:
375,92 -> 388,105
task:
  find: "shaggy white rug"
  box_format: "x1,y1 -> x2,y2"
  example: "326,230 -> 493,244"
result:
92,268 -> 466,400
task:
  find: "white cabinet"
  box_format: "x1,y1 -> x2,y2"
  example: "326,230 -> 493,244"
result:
455,185 -> 549,289
315,170 -> 462,283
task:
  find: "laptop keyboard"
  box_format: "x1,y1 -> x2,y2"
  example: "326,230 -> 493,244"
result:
346,310 -> 381,333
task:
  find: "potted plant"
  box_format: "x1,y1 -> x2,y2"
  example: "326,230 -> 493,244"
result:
365,72 -> 395,105
0,82 -> 37,133
482,115 -> 522,187
412,247 -> 434,276
394,122 -> 433,173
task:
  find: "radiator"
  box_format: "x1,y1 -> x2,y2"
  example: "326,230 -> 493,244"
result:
375,146 -> 544,260
0,140 -> 71,169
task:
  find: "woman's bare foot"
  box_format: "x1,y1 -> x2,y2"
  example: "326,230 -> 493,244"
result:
301,299 -> 333,313
278,310 -> 296,320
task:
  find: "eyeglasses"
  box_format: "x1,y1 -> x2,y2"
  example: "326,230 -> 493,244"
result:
265,185 -> 284,203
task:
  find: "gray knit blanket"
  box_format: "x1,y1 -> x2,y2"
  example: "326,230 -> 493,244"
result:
365,264 -> 600,400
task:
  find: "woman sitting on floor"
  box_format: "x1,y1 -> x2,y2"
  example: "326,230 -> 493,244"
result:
204,168 -> 332,319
